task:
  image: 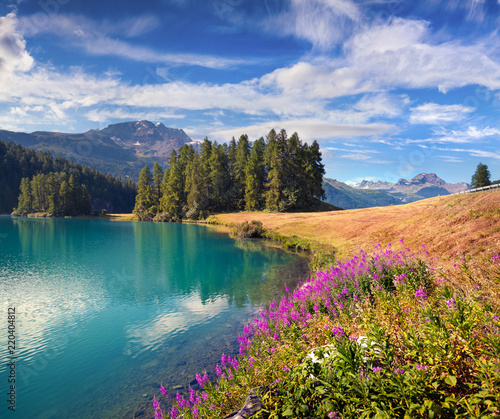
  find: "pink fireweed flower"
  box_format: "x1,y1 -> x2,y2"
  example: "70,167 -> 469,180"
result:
394,273 -> 407,282
372,367 -> 383,373
216,365 -> 222,377
331,326 -> 345,338
189,388 -> 196,404
152,396 -> 159,410
328,412 -> 340,419
394,368 -> 405,374
446,298 -> 457,310
155,407 -> 164,419
170,407 -> 179,419
415,288 -> 427,298
202,392 -> 209,401
195,373 -> 209,388
282,365 -> 291,373
416,365 -> 428,371
160,383 -> 167,396
192,406 -> 199,418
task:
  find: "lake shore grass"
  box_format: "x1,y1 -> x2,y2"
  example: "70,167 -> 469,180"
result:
149,191 -> 500,419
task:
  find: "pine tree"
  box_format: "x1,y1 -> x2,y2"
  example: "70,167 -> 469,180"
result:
133,165 -> 155,220
59,180 -> 72,215
244,138 -> 265,211
185,153 -> 208,219
264,129 -> 282,211
16,177 -> 32,215
280,131 -> 304,211
152,162 -> 164,211
233,134 -> 250,209
471,163 -> 491,188
209,142 -> 231,210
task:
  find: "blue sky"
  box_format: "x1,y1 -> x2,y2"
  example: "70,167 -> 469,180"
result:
0,0 -> 499,184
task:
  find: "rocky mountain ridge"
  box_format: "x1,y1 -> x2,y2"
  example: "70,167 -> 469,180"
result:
354,173 -> 468,199
0,120 -> 199,180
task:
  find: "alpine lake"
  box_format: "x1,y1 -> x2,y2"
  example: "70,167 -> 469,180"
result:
0,217 -> 308,418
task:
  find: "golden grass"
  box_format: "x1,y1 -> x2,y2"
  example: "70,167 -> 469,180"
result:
107,213 -> 138,221
214,190 -> 500,263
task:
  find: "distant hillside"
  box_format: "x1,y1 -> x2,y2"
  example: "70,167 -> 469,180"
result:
354,173 -> 468,202
322,178 -> 400,209
0,120 -> 199,180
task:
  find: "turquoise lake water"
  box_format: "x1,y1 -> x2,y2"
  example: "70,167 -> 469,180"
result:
0,218 -> 307,418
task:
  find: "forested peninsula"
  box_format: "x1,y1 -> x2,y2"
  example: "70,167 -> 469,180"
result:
0,141 -> 136,215
133,129 -> 326,221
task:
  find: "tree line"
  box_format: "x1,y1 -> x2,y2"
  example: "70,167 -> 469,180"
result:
15,172 -> 92,216
0,140 -> 137,214
133,129 -> 325,221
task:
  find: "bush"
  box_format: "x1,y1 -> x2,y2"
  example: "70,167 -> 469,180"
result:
230,220 -> 265,239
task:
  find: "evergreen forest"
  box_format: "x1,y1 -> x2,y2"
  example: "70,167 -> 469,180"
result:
0,140 -> 137,214
133,129 -> 325,221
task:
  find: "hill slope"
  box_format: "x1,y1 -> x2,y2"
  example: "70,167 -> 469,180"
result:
215,190 -> 500,261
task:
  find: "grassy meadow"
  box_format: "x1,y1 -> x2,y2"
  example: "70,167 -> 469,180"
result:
150,191 -> 500,418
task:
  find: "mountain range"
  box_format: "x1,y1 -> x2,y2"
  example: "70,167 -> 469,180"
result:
0,120 -> 198,179
322,174 -> 469,209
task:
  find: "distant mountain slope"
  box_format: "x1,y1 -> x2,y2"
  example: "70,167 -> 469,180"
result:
354,173 -> 468,202
322,178 -> 400,209
0,120 -> 198,180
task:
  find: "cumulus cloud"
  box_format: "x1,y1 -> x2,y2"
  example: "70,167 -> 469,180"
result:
260,18 -> 500,100
409,103 -> 475,124
0,13 -> 33,85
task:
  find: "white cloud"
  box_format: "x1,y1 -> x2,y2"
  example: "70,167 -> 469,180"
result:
0,13 -> 33,85
339,153 -> 371,160
85,108 -> 185,123
431,146 -> 500,160
18,13 -> 244,69
265,0 -> 361,49
259,18 -> 500,101
439,155 -> 465,163
354,93 -> 410,119
346,18 -> 500,93
435,126 -> 500,143
206,119 -> 395,143
409,103 -> 475,124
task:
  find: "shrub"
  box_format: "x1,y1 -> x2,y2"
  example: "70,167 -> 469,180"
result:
230,220 -> 265,239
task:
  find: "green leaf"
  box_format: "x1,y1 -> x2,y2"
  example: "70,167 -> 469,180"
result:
282,407 -> 294,416
444,375 -> 457,387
